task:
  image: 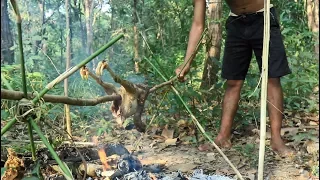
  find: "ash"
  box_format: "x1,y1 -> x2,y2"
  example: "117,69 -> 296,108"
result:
121,169 -> 234,180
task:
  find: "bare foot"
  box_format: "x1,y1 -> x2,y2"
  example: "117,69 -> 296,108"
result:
214,135 -> 232,149
198,135 -> 232,152
271,138 -> 295,158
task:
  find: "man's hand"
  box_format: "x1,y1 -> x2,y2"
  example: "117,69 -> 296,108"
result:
175,63 -> 191,82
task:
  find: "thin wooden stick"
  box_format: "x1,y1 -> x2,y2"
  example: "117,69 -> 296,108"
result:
258,0 -> 270,179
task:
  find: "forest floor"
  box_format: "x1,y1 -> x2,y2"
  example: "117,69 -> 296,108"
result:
87,114 -> 319,180
1,111 -> 319,180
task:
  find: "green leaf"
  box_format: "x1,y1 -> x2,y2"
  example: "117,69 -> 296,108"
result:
1,167 -> 7,177
59,162 -> 73,180
1,110 -> 9,119
32,35 -> 42,41
22,176 -> 40,180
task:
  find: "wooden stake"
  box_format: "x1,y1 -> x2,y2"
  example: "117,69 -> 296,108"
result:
258,0 -> 270,179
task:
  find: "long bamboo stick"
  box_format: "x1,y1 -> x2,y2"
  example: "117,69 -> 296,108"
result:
32,34 -> 124,105
10,0 -> 27,98
144,58 -> 244,180
258,0 -> 271,179
30,119 -> 73,179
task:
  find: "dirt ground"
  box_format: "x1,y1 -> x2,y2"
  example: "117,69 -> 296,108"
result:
1,113 -> 319,180
93,121 -> 319,180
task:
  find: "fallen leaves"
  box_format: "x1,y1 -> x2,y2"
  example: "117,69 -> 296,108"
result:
161,125 -> 174,139
164,138 -> 178,147
304,140 -> 319,154
1,148 -> 24,180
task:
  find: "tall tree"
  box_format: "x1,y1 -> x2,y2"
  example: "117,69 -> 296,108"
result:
65,0 -> 72,136
34,0 -> 45,54
72,0 -> 86,51
200,0 -> 222,91
1,0 -> 14,64
133,0 -> 140,72
84,0 -> 94,67
306,0 -> 319,57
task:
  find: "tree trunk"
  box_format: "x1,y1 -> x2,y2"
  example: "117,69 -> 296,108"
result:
1,0 -> 14,65
65,0 -> 72,136
34,0 -> 45,55
72,0 -> 86,51
84,0 -> 94,68
133,0 -> 140,72
306,0 -> 319,57
108,0 -> 115,61
200,0 -> 222,92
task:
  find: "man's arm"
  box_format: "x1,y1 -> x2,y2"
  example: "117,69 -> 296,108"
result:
175,0 -> 206,82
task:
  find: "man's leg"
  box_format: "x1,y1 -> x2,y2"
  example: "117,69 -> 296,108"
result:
214,80 -> 244,148
267,78 -> 293,154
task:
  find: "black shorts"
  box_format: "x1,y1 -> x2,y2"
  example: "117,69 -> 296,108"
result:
222,7 -> 291,80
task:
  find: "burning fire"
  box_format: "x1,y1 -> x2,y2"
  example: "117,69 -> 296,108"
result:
92,136 -> 110,171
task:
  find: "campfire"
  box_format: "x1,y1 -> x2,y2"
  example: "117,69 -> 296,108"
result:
1,140 -> 235,180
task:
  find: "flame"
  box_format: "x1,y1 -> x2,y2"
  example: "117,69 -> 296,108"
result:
92,136 -> 110,171
98,148 -> 110,171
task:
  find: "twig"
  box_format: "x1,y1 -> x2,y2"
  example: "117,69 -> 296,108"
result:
149,77 -> 177,92
1,89 -> 121,106
36,45 -> 61,75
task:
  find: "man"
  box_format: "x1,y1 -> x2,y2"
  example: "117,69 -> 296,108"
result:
175,0 -> 293,156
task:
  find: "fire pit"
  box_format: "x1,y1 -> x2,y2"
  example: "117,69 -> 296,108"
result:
1,143 -> 235,180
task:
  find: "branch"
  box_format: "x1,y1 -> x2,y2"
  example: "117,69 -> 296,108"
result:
149,77 -> 177,93
1,89 -> 121,106
104,63 -> 137,94
87,71 -> 118,95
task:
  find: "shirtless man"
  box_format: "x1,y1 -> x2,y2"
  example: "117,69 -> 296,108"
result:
175,0 -> 293,156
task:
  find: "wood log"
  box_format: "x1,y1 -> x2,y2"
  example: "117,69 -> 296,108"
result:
1,89 -> 121,106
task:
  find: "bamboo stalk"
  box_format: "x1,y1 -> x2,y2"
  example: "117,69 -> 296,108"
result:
1,74 -> 14,91
144,58 -> 244,180
1,118 -> 17,136
27,120 -> 36,161
32,34 -> 124,104
30,119 -> 73,179
10,0 -> 27,98
258,0 -> 271,179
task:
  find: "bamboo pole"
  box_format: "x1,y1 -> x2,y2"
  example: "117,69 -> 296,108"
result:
9,0 -> 27,98
31,34 -> 124,104
144,58 -> 244,180
30,119 -> 73,178
27,120 -> 36,161
1,118 -> 17,136
258,0 -> 271,179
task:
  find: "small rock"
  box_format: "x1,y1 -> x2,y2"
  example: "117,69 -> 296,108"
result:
206,153 -> 216,162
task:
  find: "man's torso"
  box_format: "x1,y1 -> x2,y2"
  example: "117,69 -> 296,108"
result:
225,0 -> 264,15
